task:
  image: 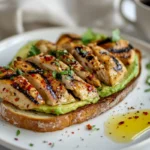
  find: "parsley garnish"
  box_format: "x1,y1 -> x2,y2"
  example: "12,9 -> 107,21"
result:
145,89 -> 150,92
10,76 -> 15,80
16,69 -> 23,75
52,68 -> 74,80
16,130 -> 20,136
82,29 -> 107,44
27,45 -> 41,57
146,76 -> 150,85
146,63 -> 150,70
49,50 -> 68,58
91,125 -> 100,131
97,86 -> 102,91
112,29 -> 121,42
55,61 -> 60,67
4,66 -> 14,70
29,143 -> 34,147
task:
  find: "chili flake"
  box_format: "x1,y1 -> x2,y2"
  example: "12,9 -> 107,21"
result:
134,116 -> 139,119
143,112 -> 148,115
118,121 -> 124,125
14,138 -> 18,141
86,124 -> 92,130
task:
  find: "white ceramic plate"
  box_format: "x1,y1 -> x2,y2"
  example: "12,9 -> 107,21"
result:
0,27 -> 150,150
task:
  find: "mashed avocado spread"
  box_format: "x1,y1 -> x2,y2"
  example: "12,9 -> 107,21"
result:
11,41 -> 139,115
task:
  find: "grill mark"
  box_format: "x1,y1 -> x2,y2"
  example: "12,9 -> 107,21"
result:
26,61 -> 43,72
112,56 -> 122,71
26,61 -> 57,100
40,74 -> 57,100
86,56 -> 94,61
97,37 -> 112,45
11,83 -> 39,104
75,46 -> 88,58
107,44 -> 133,53
0,74 -> 18,80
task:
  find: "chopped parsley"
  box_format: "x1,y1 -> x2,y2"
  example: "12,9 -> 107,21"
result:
4,66 -> 14,70
10,76 -> 15,80
54,61 -> 60,67
27,45 -> 41,57
146,62 -> 150,70
16,69 -> 23,75
97,86 -> 102,91
16,130 -> 20,136
86,124 -> 100,131
146,76 -> 150,85
112,29 -> 121,42
145,89 -> 150,92
29,143 -> 34,147
145,63 -> 150,92
52,68 -> 74,80
82,28 -> 107,44
49,50 -> 68,58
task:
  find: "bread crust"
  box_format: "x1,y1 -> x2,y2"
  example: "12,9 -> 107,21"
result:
0,50 -> 141,132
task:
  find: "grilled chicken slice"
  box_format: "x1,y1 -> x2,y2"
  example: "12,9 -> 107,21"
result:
14,59 -> 68,106
89,44 -> 127,85
56,33 -> 81,46
0,68 -> 44,109
42,71 -> 75,104
13,58 -> 75,106
35,40 -> 56,53
49,49 -> 101,87
27,54 -> 99,101
96,39 -> 135,65
34,40 -> 101,87
64,44 -> 115,85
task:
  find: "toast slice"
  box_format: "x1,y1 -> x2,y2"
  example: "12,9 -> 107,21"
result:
0,50 -> 141,132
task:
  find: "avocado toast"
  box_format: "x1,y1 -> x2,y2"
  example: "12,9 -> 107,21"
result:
0,29 -> 141,132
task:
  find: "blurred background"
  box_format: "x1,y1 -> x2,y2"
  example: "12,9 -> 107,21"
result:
0,0 -> 149,41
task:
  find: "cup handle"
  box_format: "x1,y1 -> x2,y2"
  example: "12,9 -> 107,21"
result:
119,0 -> 136,24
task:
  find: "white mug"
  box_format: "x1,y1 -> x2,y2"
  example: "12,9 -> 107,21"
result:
120,0 -> 150,40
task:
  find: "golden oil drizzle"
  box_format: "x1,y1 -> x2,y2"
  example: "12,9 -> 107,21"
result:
104,109 -> 150,143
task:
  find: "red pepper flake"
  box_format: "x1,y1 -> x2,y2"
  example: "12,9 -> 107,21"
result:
71,132 -> 74,134
86,124 -> 92,130
148,122 -> 150,124
48,142 -> 52,145
143,112 -> 148,115
31,74 -> 36,77
14,138 -> 18,141
118,121 -> 124,125
87,85 -> 93,92
15,98 -> 19,102
44,56 -> 53,61
2,88 -> 6,91
134,116 -> 139,119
